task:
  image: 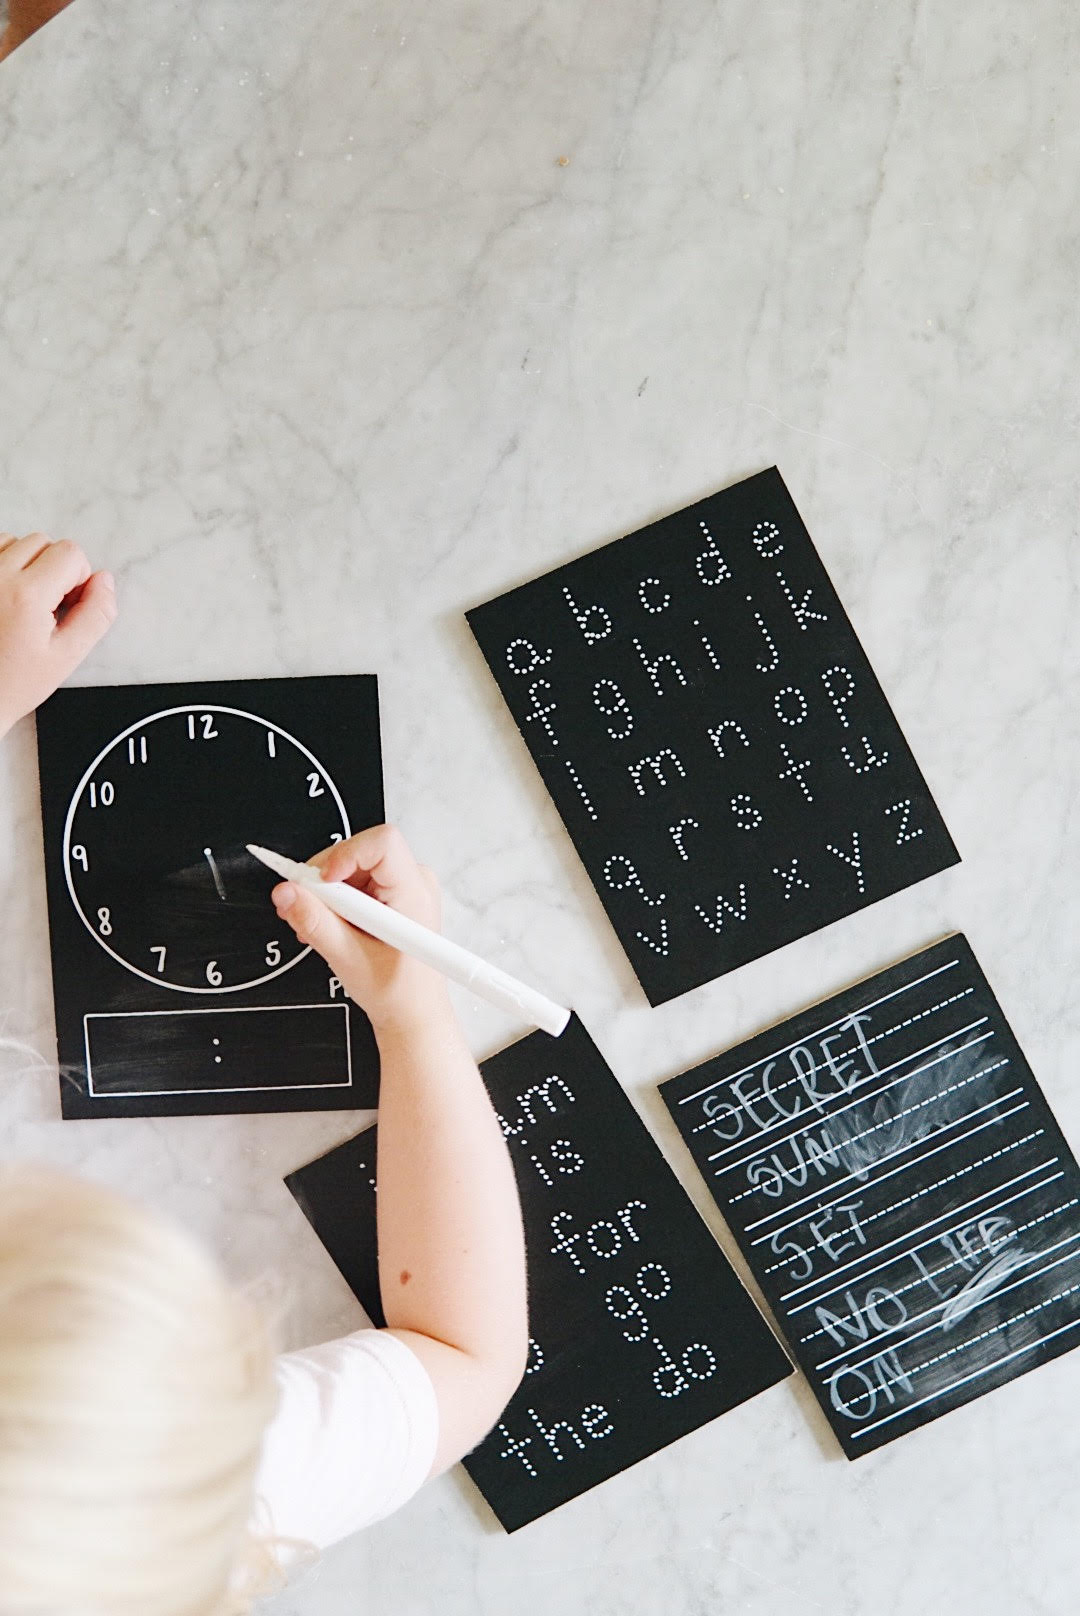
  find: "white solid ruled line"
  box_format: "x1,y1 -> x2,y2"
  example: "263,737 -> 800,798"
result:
707,1019 -> 993,1168
745,1082 -> 1023,1239
677,956 -> 961,1105
849,1310 -> 1080,1441
781,1163 -> 1064,1310
815,1231 -> 1080,1373
690,982 -> 976,1138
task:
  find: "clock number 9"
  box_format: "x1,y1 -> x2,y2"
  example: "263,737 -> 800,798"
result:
206,960 -> 223,987
71,844 -> 89,873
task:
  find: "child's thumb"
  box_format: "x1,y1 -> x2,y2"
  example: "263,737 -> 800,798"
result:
273,883 -> 358,979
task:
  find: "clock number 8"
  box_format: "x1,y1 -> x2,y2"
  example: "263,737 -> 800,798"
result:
97,907 -> 113,937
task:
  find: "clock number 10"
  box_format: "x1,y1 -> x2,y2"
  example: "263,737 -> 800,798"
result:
87,781 -> 114,808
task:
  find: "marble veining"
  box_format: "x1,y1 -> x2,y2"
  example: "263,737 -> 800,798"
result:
2,1 -> 1080,1611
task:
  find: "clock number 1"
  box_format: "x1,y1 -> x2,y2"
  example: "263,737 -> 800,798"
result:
187,714 -> 219,741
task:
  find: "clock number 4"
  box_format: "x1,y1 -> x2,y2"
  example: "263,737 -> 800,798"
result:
187,714 -> 219,741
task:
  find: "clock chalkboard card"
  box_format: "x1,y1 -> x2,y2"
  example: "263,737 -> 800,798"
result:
466,468 -> 959,1005
35,676 -> 384,1119
660,936 -> 1080,1456
286,1015 -> 791,1531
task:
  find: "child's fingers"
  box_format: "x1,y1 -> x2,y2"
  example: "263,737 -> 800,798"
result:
52,571 -> 117,663
311,824 -> 438,926
1,532 -> 53,571
272,881 -> 374,981
26,538 -> 92,603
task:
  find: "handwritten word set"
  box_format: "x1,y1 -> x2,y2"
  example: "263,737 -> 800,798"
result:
467,468 -> 959,1004
287,1015 -> 790,1529
660,937 -> 1080,1455
35,676 -> 384,1118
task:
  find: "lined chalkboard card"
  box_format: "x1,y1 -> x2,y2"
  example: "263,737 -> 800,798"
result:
660,935 -> 1080,1457
466,468 -> 959,1005
35,676 -> 384,1119
286,1015 -> 791,1530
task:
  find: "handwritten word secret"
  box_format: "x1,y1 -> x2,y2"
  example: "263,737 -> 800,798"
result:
468,468 -> 959,1004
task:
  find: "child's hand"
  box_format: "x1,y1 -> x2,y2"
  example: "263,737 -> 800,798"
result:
271,824 -> 451,1036
0,533 -> 117,737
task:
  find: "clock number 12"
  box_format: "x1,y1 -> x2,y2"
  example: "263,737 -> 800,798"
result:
187,714 -> 219,741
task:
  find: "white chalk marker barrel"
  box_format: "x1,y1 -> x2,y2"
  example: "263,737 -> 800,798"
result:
247,845 -> 571,1038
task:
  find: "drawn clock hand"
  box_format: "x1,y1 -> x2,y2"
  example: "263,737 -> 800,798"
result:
203,846 -> 228,903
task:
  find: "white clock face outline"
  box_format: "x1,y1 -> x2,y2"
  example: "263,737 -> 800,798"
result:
62,704 -> 352,994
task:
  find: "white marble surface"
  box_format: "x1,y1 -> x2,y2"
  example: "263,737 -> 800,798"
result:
3,1 -> 1080,1610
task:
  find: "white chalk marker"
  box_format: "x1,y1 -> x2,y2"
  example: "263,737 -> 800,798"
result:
246,844 -> 570,1039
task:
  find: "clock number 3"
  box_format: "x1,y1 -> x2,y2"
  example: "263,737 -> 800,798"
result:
187,714 -> 219,741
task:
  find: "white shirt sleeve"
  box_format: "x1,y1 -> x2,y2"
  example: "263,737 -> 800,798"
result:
251,1328 -> 440,1560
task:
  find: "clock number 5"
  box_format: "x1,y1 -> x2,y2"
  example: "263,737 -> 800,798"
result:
187,714 -> 219,741
206,960 -> 223,986
265,939 -> 281,968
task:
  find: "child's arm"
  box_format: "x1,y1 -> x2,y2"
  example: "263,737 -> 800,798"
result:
0,533 -> 116,737
272,825 -> 529,1474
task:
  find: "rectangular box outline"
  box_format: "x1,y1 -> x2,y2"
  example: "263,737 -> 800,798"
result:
83,1002 -> 353,1098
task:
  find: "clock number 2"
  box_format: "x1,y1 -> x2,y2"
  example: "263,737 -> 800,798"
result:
187,714 -> 219,741
307,771 -> 325,798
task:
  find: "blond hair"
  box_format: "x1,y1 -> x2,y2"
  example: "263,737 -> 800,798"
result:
0,1164 -> 280,1616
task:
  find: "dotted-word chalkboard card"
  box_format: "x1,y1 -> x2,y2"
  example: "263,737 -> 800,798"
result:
659,935 -> 1080,1457
286,1014 -> 791,1531
466,468 -> 959,1005
35,676 -> 384,1119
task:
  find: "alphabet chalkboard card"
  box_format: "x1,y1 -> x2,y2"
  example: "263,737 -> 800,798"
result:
466,468 -> 959,1005
660,935 -> 1080,1457
35,676 -> 384,1119
286,1015 -> 791,1531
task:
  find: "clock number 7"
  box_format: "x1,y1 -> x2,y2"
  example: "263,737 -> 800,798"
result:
187,714 -> 219,741
150,946 -> 167,974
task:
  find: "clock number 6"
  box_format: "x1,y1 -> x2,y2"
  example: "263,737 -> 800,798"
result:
206,960 -> 223,986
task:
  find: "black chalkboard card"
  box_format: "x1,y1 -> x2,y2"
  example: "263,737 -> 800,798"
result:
466,468 -> 959,1005
660,935 -> 1080,1456
35,676 -> 384,1119
286,1015 -> 791,1530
